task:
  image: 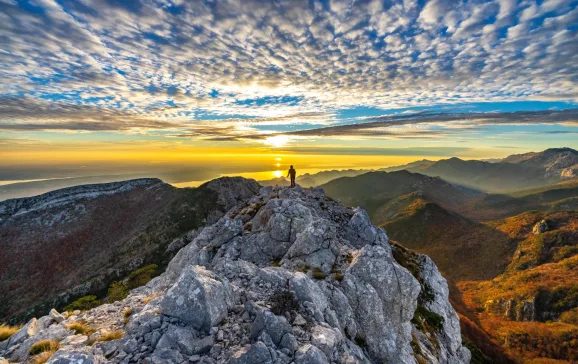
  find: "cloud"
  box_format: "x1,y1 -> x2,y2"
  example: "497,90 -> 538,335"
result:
0,0 -> 577,141
217,108 -> 578,140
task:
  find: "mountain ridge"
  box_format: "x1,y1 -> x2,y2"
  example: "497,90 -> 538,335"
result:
0,184 -> 470,364
0,177 -> 260,322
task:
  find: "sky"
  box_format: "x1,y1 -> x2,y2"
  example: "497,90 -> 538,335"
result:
1,0 -> 578,184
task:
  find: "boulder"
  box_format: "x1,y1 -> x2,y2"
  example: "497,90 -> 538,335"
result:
533,219 -> 549,234
161,266 -> 232,332
294,344 -> 329,364
228,342 -> 271,364
46,350 -> 102,363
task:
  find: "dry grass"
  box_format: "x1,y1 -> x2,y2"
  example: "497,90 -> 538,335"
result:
67,322 -> 95,336
122,307 -> 134,325
143,292 -> 162,305
29,340 -> 60,356
0,324 -> 20,341
345,251 -> 355,264
91,330 -> 124,343
311,268 -> 327,280
270,259 -> 282,267
295,265 -> 309,273
30,350 -> 58,364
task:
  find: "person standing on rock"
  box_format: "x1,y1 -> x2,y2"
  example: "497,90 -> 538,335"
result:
287,165 -> 296,187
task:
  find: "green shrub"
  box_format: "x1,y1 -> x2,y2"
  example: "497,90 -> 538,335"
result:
127,264 -> 158,289
269,291 -> 299,316
107,281 -> 129,302
64,295 -> 100,312
412,305 -> 445,332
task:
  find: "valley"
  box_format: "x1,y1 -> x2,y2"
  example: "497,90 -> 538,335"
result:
319,148 -> 578,363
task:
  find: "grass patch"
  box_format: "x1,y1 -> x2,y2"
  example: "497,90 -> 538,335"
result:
29,340 -> 60,356
67,322 -> 95,336
345,252 -> 354,264
90,330 -> 124,344
64,295 -> 100,312
270,259 -> 282,267
122,307 -> 134,325
269,291 -> 299,316
334,272 -> 344,281
143,292 -> 162,305
296,265 -> 310,273
311,268 -> 327,280
30,350 -> 57,364
0,324 -> 20,341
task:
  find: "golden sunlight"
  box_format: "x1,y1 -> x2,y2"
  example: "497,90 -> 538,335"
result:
264,135 -> 290,148
273,170 -> 283,178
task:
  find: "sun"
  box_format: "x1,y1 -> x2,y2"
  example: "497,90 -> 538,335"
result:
273,170 -> 282,178
264,135 -> 290,148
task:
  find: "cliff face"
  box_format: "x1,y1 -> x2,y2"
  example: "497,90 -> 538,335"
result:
0,177 -> 260,322
0,184 -> 470,364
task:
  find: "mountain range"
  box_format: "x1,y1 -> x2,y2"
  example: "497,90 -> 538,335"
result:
316,148 -> 578,363
260,147 -> 578,194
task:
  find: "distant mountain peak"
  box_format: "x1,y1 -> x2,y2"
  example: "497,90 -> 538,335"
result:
0,178 -> 166,218
543,147 -> 577,154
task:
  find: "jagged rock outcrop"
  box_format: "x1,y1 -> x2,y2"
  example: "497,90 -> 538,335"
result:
532,219 -> 549,234
0,184 -> 470,364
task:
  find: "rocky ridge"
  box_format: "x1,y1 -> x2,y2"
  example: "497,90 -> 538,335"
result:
0,179 -> 164,221
0,177 -> 260,322
503,147 -> 578,179
0,184 -> 470,364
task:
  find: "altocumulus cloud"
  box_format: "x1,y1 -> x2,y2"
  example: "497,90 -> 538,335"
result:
0,0 -> 577,140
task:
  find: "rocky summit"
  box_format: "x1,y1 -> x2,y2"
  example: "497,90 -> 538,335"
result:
0,184 -> 470,364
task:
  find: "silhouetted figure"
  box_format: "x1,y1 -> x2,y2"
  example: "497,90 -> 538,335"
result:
287,165 -> 296,187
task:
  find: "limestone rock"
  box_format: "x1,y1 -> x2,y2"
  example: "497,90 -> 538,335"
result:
533,219 -> 549,234
295,344 -> 329,364
160,266 -> 232,332
228,342 -> 271,364
0,182 -> 470,364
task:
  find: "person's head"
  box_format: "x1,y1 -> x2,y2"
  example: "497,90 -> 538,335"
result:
290,165 -> 293,168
